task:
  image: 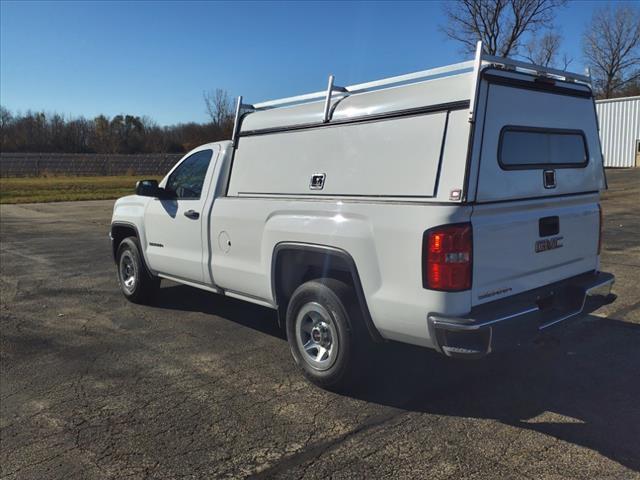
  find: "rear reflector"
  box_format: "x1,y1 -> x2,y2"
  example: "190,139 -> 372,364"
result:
423,223 -> 472,291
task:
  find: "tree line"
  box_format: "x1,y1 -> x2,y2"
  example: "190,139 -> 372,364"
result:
0,89 -> 234,154
1,3 -> 637,155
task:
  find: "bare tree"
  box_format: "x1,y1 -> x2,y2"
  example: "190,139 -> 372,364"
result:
0,106 -> 11,130
524,31 -> 571,69
618,78 -> 640,98
583,4 -> 640,99
0,106 -> 13,151
442,0 -> 567,57
203,88 -> 233,128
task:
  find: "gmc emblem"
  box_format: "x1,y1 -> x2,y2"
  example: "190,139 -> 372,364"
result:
535,236 -> 564,253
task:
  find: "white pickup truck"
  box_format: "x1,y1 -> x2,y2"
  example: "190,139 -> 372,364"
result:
110,44 -> 615,390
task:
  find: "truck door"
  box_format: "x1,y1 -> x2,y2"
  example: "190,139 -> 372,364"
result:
144,146 -> 219,283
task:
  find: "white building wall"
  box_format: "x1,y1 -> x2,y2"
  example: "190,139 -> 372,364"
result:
595,96 -> 640,168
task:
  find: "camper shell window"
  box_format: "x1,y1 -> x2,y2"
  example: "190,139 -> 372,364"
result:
498,127 -> 589,170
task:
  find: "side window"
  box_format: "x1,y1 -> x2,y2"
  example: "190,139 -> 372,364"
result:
165,149 -> 213,199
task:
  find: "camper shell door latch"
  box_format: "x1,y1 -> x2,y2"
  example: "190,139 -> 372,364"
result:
543,169 -> 556,189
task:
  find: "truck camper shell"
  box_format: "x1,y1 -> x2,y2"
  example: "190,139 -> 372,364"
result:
227,43 -> 602,204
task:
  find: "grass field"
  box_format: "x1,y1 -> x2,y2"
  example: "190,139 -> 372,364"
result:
0,176 -> 160,204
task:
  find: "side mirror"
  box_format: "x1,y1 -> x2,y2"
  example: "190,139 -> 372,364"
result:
135,179 -> 163,198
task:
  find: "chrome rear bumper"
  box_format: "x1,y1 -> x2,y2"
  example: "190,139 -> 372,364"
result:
427,271 -> 616,359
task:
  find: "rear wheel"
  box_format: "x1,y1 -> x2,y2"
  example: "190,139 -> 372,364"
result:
116,237 -> 160,304
286,279 -> 366,391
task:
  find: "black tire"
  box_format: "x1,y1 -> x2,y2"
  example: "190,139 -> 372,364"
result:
116,237 -> 160,304
286,278 -> 367,391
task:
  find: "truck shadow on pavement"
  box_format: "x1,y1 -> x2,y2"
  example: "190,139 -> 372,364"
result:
154,282 -> 283,337
359,315 -> 640,473
154,284 -> 640,473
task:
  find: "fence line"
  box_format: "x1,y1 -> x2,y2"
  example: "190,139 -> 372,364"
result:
0,153 -> 184,177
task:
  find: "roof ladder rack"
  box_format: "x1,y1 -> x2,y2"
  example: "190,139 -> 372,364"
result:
250,60 -> 476,112
231,74 -> 349,144
322,75 -> 348,123
229,40 -> 592,144
481,54 -> 591,84
468,41 -> 483,123
231,96 -> 255,147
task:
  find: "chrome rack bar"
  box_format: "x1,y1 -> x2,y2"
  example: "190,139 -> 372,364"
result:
322,75 -> 348,123
252,60 -> 475,110
345,60 -> 474,93
252,89 -> 328,110
231,96 -> 254,147
585,67 -> 592,87
240,45 -> 590,137
468,41 -> 483,123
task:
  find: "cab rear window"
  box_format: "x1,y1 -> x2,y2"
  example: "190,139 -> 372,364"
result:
499,127 -> 588,169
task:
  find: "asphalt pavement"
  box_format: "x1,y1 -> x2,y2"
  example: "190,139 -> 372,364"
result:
1,169 -> 638,479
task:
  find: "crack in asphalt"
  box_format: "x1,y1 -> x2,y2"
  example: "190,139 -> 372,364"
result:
249,408 -> 407,479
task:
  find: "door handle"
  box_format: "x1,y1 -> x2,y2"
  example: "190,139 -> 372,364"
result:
184,210 -> 200,220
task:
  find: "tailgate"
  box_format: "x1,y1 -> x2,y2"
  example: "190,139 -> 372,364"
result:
471,194 -> 600,306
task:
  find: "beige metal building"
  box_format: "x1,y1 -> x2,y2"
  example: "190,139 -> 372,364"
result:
595,95 -> 640,168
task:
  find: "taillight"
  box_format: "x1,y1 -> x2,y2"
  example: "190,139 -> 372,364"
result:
598,204 -> 603,255
423,223 -> 472,291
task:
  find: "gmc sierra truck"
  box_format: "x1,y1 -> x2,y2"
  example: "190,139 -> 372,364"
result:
111,43 -> 616,390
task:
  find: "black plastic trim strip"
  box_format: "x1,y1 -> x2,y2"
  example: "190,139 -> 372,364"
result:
110,222 -> 141,260
239,100 -> 470,137
433,110 -> 450,197
271,242 -> 384,343
238,192 -> 436,199
230,195 -> 461,206
461,112 -> 476,203
470,190 -> 599,206
110,222 -> 156,277
470,81 -> 491,204
228,190 -> 599,207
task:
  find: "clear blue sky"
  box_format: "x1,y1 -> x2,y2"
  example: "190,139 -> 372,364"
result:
0,0 -> 615,126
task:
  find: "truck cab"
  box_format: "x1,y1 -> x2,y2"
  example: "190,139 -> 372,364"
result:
111,141 -> 231,291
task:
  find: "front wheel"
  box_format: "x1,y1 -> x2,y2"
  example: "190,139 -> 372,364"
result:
286,279 -> 365,391
116,237 -> 160,304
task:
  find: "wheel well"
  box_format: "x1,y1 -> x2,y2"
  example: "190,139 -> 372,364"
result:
111,224 -> 137,260
272,244 -> 383,342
